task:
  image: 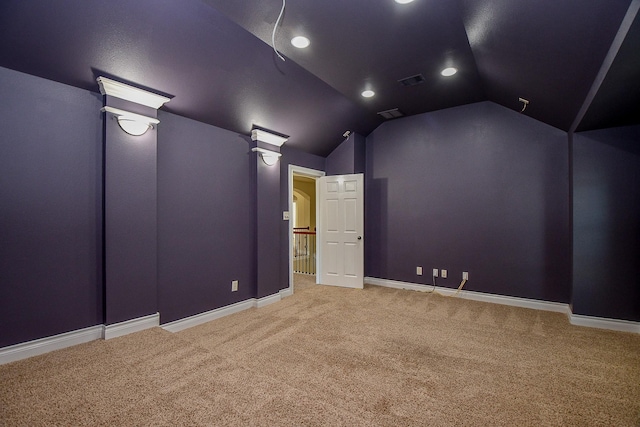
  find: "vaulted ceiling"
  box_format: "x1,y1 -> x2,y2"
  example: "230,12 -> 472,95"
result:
0,0 -> 637,156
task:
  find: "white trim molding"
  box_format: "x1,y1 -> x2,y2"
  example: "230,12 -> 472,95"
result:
97,76 -> 170,109
251,129 -> 288,147
1,290 -> 295,363
162,290 -> 292,333
0,325 -> 103,365
162,300 -> 255,333
287,164 -> 325,293
569,313 -> 640,334
366,277 -> 569,313
101,106 -> 160,125
366,277 -> 640,334
279,287 -> 293,298
256,293 -> 281,308
103,313 -> 160,340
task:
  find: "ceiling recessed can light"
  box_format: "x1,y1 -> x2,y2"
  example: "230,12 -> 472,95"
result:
361,90 -> 375,98
291,36 -> 310,48
441,67 -> 458,77
395,0 -> 415,3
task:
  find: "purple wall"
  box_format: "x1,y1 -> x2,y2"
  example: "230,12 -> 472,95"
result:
279,146 -> 326,289
2,66 -> 637,350
157,112 -> 254,323
325,132 -> 366,176
103,105 -> 158,325
572,126 -> 640,321
326,135 -> 354,176
354,133 -> 366,174
365,101 -> 571,303
255,151 -> 282,298
0,67 -> 103,347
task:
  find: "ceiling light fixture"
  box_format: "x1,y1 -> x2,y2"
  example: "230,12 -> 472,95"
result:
291,36 -> 310,48
361,90 -> 375,98
395,0 -> 415,3
441,67 -> 458,77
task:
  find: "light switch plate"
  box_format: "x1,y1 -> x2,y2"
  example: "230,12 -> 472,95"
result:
283,211 -> 290,220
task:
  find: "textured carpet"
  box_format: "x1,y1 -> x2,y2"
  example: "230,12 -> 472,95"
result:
1,274 -> 639,426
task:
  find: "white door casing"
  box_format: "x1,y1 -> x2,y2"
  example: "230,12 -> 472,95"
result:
317,174 -> 364,289
288,165 -> 325,293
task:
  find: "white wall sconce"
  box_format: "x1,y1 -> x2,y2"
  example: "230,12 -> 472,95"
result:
97,76 -> 170,137
251,128 -> 287,166
252,147 -> 282,166
101,106 -> 160,136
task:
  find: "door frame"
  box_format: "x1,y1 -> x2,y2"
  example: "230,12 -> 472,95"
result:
288,164 -> 325,293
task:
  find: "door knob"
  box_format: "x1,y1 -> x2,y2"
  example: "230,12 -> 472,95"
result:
357,236 -> 362,240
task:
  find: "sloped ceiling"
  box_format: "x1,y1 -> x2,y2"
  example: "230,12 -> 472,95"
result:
0,0 -> 637,156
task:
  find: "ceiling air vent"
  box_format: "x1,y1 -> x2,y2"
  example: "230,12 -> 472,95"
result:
377,108 -> 404,120
398,74 -> 425,87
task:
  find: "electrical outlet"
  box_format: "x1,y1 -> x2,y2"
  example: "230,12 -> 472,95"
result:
432,268 -> 439,278
462,272 -> 469,281
416,266 -> 423,276
231,280 -> 239,292
441,269 -> 447,278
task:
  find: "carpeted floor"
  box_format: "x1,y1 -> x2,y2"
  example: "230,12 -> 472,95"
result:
1,274 -> 639,426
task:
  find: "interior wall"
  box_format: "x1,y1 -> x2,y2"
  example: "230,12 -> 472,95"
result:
0,67 -> 103,347
572,125 -> 640,321
3,65 -> 637,350
325,132 -> 366,176
255,150 -> 282,298
365,101 -> 572,303
103,99 -> 158,326
326,134 -> 354,176
157,112 -> 254,324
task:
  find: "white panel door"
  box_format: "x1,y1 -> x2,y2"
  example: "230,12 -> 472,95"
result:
317,174 -> 364,289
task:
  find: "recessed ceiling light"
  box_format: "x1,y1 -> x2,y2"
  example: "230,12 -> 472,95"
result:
395,0 -> 414,3
361,90 -> 375,98
441,67 -> 458,77
291,36 -> 310,49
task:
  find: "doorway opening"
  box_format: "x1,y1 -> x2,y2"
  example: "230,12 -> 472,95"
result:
292,185 -> 315,275
288,165 -> 325,293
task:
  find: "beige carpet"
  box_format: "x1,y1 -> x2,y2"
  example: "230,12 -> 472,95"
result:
1,274 -> 639,426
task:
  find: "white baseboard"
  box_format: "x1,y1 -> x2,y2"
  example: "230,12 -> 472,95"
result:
1,289 -> 292,363
366,277 -> 640,334
280,286 -> 293,298
569,313 -> 640,334
162,290 -> 289,333
103,312 -> 159,340
365,277 -> 570,313
0,325 -> 103,365
256,293 -> 281,308
161,300 -> 255,333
